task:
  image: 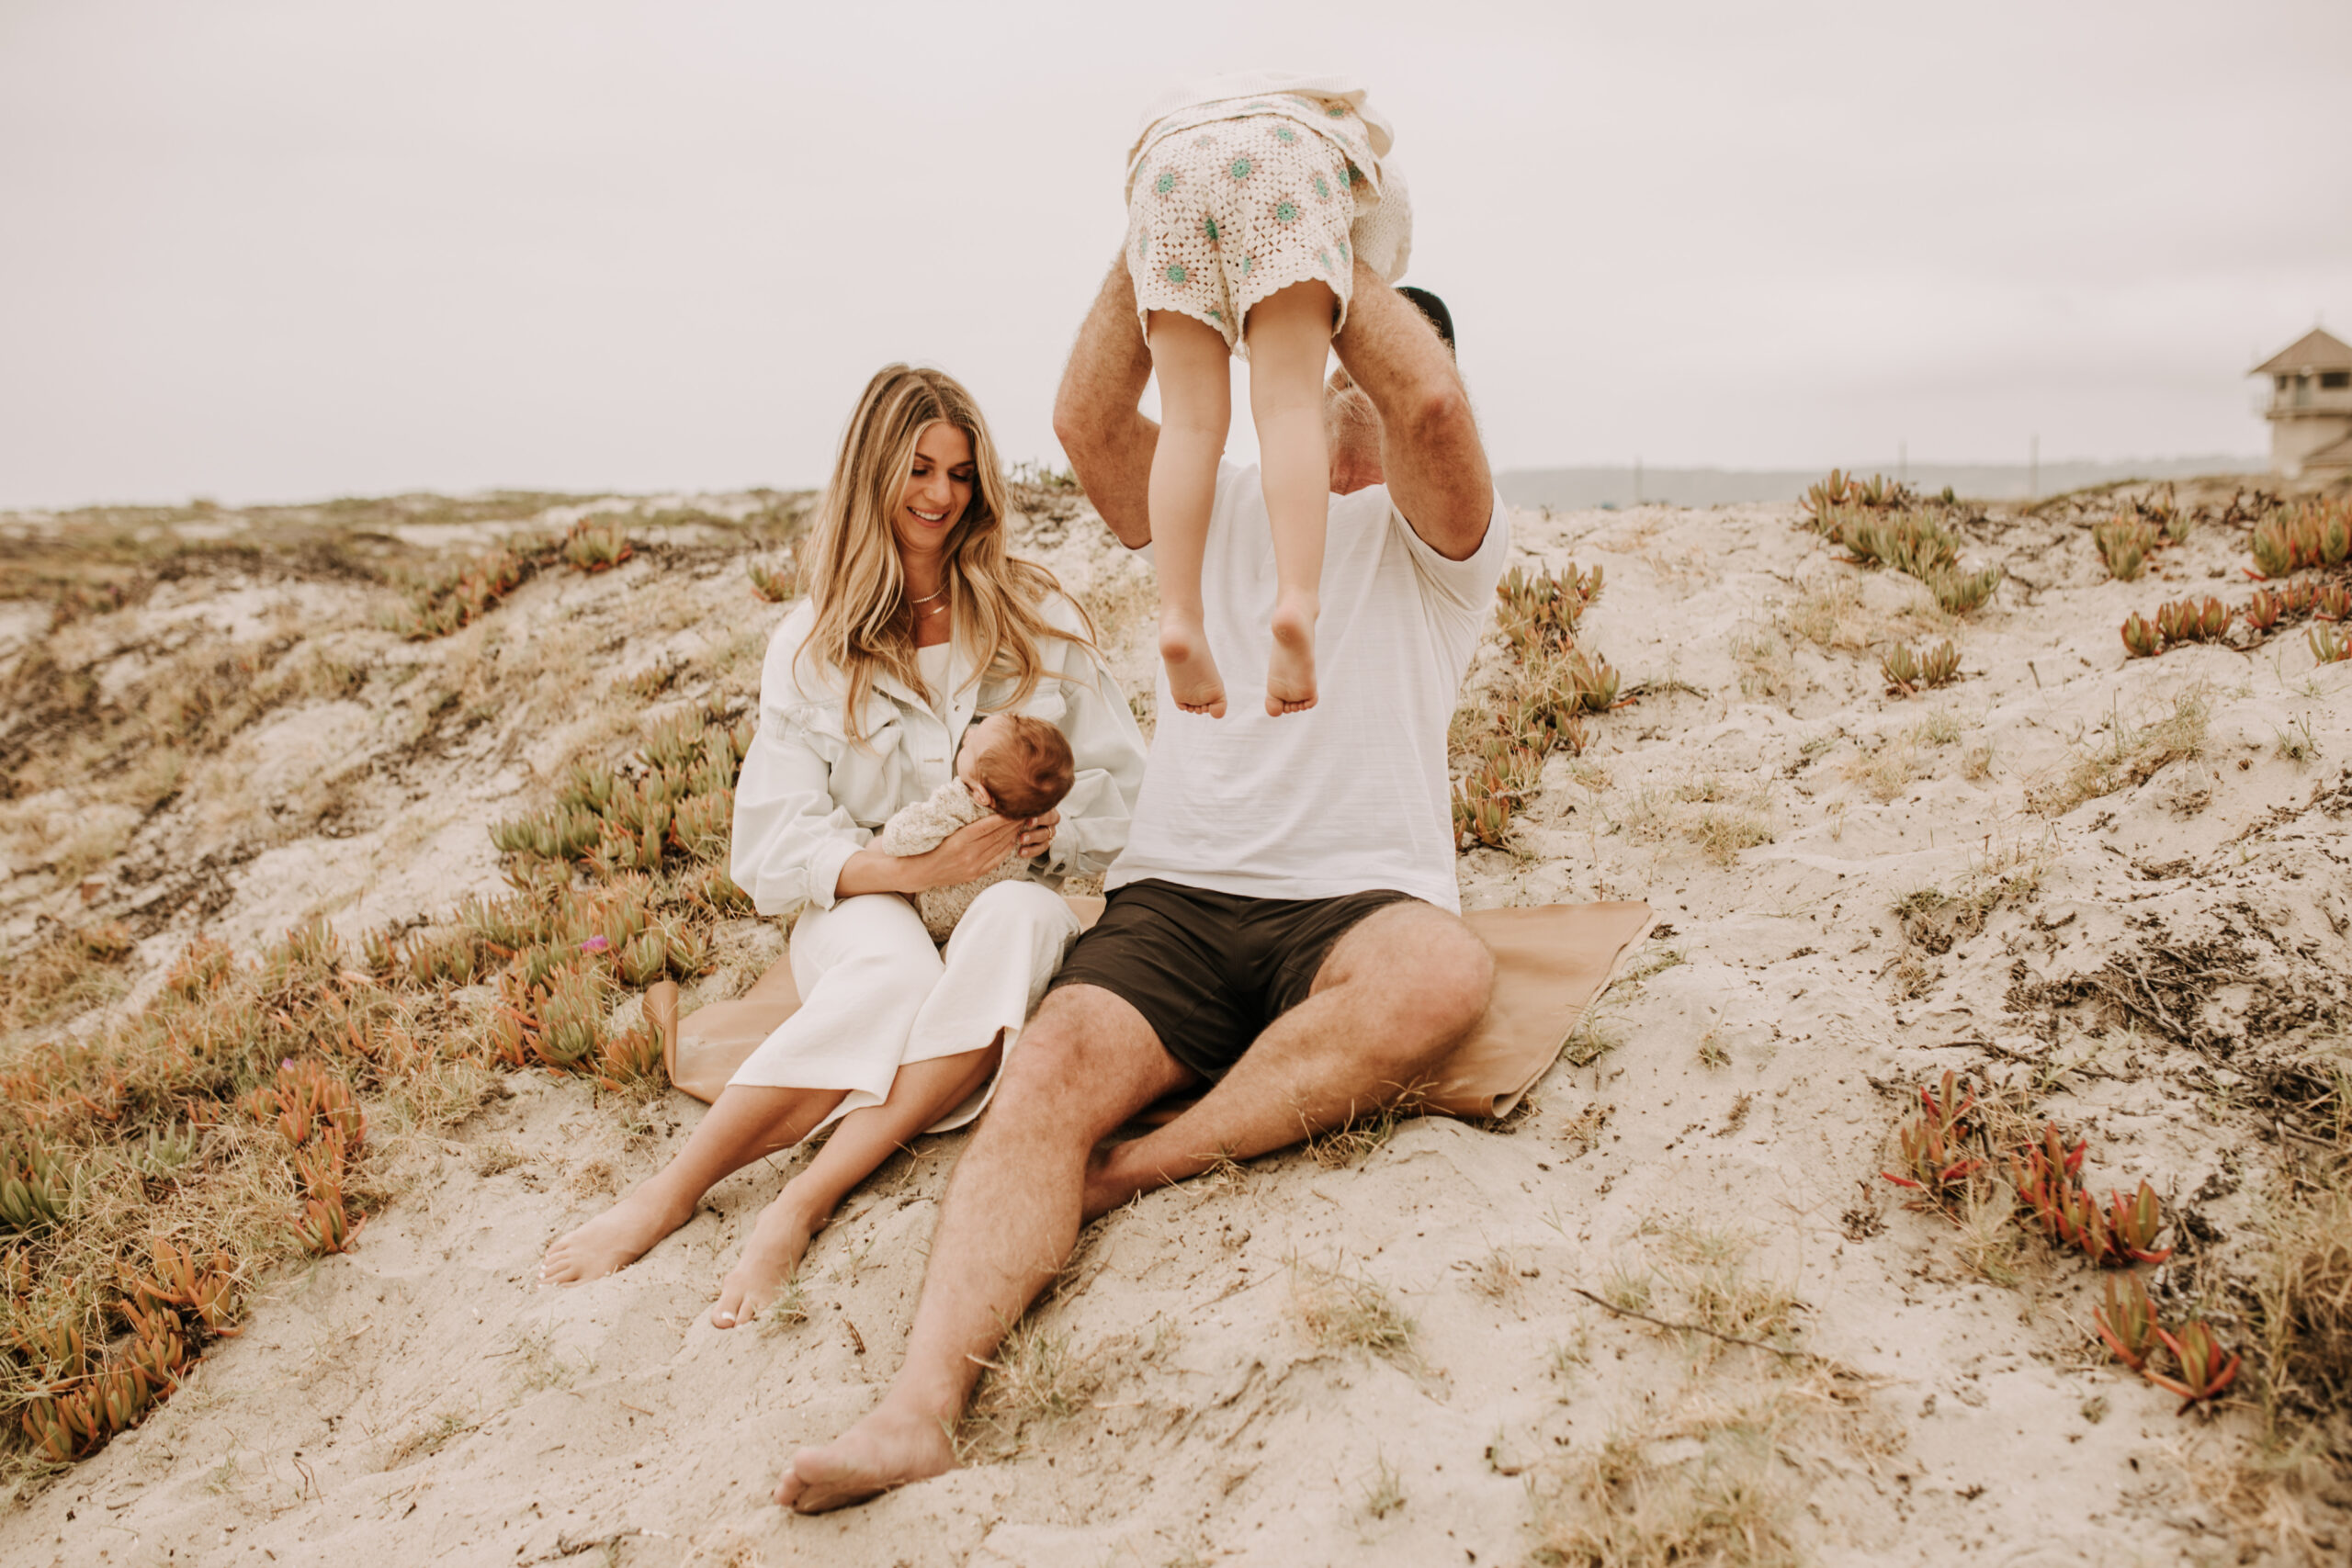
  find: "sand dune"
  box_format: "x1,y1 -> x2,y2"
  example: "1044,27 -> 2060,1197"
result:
2,479 -> 2347,1565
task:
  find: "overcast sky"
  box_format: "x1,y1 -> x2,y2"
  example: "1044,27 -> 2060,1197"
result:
2,1 -> 2346,510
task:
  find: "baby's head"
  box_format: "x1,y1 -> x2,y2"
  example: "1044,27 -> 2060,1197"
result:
956,713 -> 1074,818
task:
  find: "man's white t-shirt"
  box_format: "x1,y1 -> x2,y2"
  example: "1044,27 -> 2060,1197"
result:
1107,461 -> 1510,913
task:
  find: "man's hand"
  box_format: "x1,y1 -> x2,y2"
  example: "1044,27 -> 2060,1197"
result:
1052,256 -> 1159,549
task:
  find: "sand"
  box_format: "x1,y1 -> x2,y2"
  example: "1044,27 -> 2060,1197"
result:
3,481 -> 2348,1566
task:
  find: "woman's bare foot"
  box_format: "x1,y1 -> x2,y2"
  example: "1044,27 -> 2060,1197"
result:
1159,613 -> 1227,717
710,1190 -> 821,1329
539,1186 -> 695,1285
1266,596 -> 1317,716
773,1403 -> 957,1513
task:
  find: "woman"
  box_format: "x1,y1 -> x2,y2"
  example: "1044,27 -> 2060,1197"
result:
541,365 -> 1148,1327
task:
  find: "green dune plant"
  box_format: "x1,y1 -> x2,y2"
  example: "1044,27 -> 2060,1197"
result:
1799,471 -> 2003,616
747,550 -> 800,604
2093,514 -> 2157,581
2249,498 -> 2352,580
559,514 -> 635,573
1879,639 -> 1960,695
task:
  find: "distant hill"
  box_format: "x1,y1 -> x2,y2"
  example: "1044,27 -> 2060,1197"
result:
1496,456 -> 2266,510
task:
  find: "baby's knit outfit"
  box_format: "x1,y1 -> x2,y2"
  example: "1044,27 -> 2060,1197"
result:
1125,71 -> 1410,355
876,777 -> 1027,943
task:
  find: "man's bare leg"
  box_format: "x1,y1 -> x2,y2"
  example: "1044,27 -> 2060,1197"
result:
1146,310 -> 1234,716
773,986 -> 1193,1512
1082,901 -> 1491,1217
710,1042 -> 1001,1328
540,1081 -> 847,1284
1243,281 -> 1338,715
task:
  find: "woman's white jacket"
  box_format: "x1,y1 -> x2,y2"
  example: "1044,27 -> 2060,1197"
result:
730,592 -> 1148,917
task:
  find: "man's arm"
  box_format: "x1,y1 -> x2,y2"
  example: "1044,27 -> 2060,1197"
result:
1332,262 -> 1495,561
1051,257 -> 1159,549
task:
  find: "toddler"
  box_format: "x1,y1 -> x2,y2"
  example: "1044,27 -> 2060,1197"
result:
1123,71 -> 1412,718
876,712 -> 1075,942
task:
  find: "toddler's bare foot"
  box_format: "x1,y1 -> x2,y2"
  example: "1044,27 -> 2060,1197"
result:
710,1191 -> 821,1329
1266,598 -> 1317,716
774,1402 -> 958,1512
539,1186 -> 695,1285
1159,614 -> 1227,717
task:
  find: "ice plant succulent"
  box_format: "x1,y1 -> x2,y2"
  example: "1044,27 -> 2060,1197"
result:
2120,612 -> 2164,659
2144,1321 -> 2242,1413
1883,1070 -> 1984,1205
2093,515 -> 2155,581
1883,639 -> 1962,694
2105,1179 -> 2173,1265
2095,1271 -> 2160,1371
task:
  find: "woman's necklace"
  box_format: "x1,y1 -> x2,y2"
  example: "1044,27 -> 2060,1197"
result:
907,582 -> 948,604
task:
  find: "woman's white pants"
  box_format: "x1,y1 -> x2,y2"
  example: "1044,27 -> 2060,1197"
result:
723,879 -> 1080,1134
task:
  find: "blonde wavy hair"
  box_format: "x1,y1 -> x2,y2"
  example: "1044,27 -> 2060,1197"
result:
798,365 -> 1091,743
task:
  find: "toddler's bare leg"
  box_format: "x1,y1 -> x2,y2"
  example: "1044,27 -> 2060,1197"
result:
711,1042 -> 1001,1328
1146,310 -> 1232,717
1244,281 -> 1337,716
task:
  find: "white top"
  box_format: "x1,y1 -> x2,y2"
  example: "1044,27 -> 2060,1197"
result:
1108,464 -> 1509,911
916,641 -> 952,716
731,592 -> 1148,915
1125,71 -> 1412,283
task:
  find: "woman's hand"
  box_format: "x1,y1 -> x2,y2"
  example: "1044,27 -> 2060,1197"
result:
834,809 -> 1062,900
913,814 -> 1027,888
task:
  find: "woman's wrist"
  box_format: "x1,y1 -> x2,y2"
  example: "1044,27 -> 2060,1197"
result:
834,846 -> 926,900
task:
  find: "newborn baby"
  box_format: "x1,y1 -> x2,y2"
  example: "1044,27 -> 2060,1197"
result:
876,712 -> 1076,942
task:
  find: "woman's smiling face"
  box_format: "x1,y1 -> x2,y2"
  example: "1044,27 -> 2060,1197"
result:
893,420 -> 976,570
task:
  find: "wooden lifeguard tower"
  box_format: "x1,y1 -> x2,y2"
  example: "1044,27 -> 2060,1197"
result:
2252,326 -> 2352,479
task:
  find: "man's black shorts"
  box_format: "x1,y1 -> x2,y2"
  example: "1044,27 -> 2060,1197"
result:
1046,878 -> 1419,1083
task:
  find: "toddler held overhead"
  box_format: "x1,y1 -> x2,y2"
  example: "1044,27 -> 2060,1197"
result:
1123,71 -> 1414,721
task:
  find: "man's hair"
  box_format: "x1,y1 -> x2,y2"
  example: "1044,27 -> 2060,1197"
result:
972,715 -> 1075,818
1397,287 -> 1455,354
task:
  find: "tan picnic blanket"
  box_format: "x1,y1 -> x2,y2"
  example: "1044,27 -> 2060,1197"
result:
650,897 -> 1654,1121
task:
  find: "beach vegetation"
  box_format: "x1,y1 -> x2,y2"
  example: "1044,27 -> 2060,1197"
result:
1292,1257 -> 1416,1364
1879,639 -> 1959,695
2028,685 -> 2210,817
1363,1452 -> 1407,1519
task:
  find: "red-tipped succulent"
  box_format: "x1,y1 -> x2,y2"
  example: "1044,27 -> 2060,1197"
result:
2105,1179 -> 2173,1265
2144,1321 -> 2241,1413
2095,1271 -> 2160,1371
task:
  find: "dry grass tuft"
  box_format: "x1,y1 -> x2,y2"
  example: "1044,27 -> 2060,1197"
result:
1531,1417 -> 1798,1568
1292,1257 -> 1417,1364
965,1321 -> 1099,1453
1613,780 -> 1775,866
0,922 -> 135,1037
1730,630 -> 1795,706
1781,572 -> 1950,656
2249,1052 -> 2352,1459
2028,684 -> 2211,817
1306,1099 -> 1412,1168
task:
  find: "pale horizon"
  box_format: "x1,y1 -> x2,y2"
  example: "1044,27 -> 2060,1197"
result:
2,1 -> 2345,511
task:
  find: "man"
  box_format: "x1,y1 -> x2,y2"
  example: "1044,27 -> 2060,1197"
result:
775,258 -> 1506,1512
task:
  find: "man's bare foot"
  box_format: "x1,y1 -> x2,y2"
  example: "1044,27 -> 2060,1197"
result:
773,1403 -> 957,1513
710,1190 -> 820,1328
1159,614 -> 1227,717
1266,597 -> 1317,716
538,1187 -> 695,1285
